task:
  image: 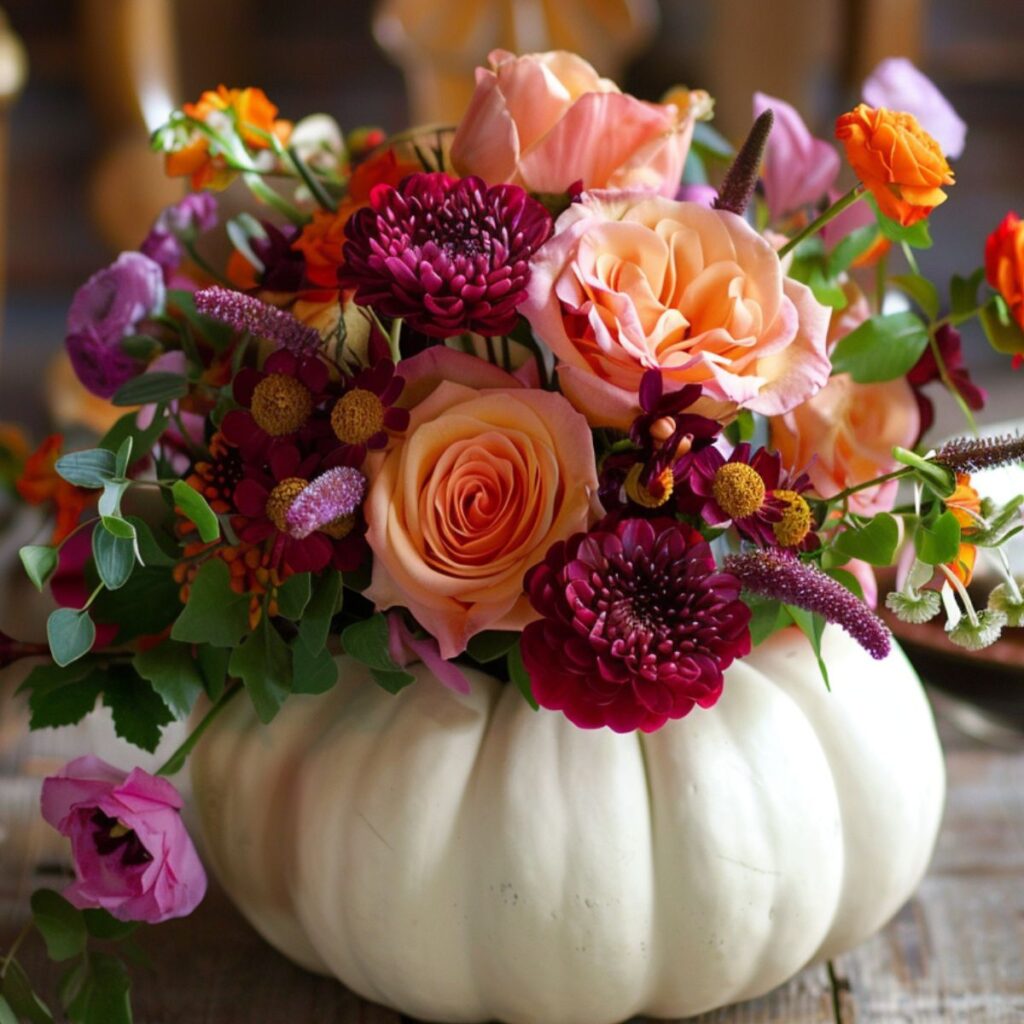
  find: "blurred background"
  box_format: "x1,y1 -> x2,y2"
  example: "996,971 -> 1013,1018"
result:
0,0 -> 1022,435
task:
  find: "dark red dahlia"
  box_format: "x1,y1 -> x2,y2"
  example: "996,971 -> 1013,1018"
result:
906,324 -> 986,441
339,172 -> 552,338
521,518 -> 751,733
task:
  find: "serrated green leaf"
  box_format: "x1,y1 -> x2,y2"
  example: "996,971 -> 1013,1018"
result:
1,960 -> 54,1024
830,312 -> 929,383
298,571 -> 342,654
915,509 -> 962,565
341,613 -> 400,671
82,910 -> 138,942
466,631 -> 519,664
369,666 -> 416,694
65,952 -> 132,1024
507,642 -> 539,711
170,480 -> 219,543
170,559 -> 250,647
132,642 -> 205,719
47,609 -> 97,667
92,528 -> 135,591
111,371 -> 188,407
31,889 -> 87,962
19,662 -> 103,730
832,513 -> 900,566
197,645 -> 229,701
19,545 -> 58,592
891,273 -> 939,321
54,449 -> 117,488
102,667 -> 175,753
292,640 -> 339,694
100,516 -> 136,541
229,617 -> 293,723
275,573 -> 311,620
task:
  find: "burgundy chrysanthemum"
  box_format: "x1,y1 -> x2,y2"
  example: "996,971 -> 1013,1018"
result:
521,518 -> 752,733
339,172 -> 553,338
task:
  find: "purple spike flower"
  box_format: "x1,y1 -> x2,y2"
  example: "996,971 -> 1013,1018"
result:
285,466 -> 366,539
725,549 -> 891,660
194,286 -> 320,352
339,172 -> 553,338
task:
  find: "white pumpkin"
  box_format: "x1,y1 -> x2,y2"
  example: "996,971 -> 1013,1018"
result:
190,625 -> 945,1024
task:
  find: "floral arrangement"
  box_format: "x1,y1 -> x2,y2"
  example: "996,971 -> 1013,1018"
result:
2,50 -> 1024,1019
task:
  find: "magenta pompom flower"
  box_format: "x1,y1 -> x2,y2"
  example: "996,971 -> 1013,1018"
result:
339,172 -> 553,337
521,518 -> 751,733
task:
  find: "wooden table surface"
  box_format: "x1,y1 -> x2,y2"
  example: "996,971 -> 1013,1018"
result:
2,687 -> 1022,1024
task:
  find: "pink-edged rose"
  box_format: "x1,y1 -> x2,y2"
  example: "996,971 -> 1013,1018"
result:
522,191 -> 831,428
364,348 -> 599,659
450,49 -> 708,197
753,92 -> 840,221
41,757 -> 206,924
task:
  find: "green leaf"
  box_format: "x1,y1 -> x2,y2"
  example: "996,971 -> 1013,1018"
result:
65,952 -> 132,1024
891,273 -> 939,321
31,889 -> 87,962
119,333 -> 162,360
950,268 -> 984,323
275,573 -> 311,620
170,481 -> 220,543
102,667 -> 175,753
832,513 -> 900,566
784,606 -> 830,689
892,446 -> 956,497
197,645 -> 229,701
1,960 -> 54,1024
341,613 -> 400,671
507,642 -> 539,711
47,609 -> 97,667
870,197 -> 933,249
829,312 -> 929,383
92,528 -> 135,591
124,517 -> 177,567
915,509 -> 962,566
979,293 -> 1024,356
230,617 -> 293,723
91,567 -> 180,643
292,640 -> 339,695
745,594 -> 792,646
171,559 -> 251,647
133,642 -> 205,719
790,257 -> 848,309
19,662 -> 103,730
98,407 -> 170,460
369,666 -> 416,694
111,371 -> 188,407
298,571 -> 342,654
828,224 -> 879,275
113,438 -> 133,479
82,910 -> 138,942
98,480 -> 130,520
823,567 -> 865,601
466,630 -> 520,664
54,449 -> 117,489
100,516 -> 136,541
19,545 -> 58,592
692,120 -> 734,161
167,288 -> 233,351
0,996 -> 17,1024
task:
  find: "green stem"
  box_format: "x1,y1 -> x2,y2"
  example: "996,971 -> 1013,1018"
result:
818,466 -> 913,506
182,241 -> 232,287
388,318 -> 403,363
778,186 -> 865,259
242,173 -> 309,226
925,321 -> 978,436
901,241 -> 921,276
285,145 -> 337,212
156,685 -> 243,777
874,250 -> 888,315
1,921 -> 32,979
82,582 -> 105,612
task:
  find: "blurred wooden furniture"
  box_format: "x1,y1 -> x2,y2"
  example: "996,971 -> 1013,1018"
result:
373,0 -> 659,123
0,7 -> 26,353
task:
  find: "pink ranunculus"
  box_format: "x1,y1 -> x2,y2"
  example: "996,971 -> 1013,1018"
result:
41,757 -> 206,924
753,92 -> 840,222
450,49 -> 709,197
522,191 -> 832,429
862,57 -> 966,159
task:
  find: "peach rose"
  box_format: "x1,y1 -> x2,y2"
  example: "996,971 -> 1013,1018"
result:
364,349 -> 598,658
450,49 -> 709,197
522,191 -> 831,428
835,104 -> 954,227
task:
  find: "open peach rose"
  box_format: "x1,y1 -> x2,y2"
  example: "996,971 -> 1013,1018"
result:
364,349 -> 599,658
450,49 -> 709,197
522,192 -> 832,428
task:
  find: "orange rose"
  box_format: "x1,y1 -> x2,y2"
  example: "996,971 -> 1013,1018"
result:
835,104 -> 953,226
166,86 -> 292,191
985,212 -> 1024,330
364,349 -> 598,658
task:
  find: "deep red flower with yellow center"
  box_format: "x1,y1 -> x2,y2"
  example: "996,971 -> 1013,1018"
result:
327,359 -> 409,463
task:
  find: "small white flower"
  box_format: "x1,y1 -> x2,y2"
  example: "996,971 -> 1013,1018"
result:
947,609 -> 1007,651
885,589 -> 941,624
988,582 -> 1024,627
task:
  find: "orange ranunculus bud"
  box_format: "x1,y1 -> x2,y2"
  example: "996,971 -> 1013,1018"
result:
985,212 -> 1024,330
942,473 -> 981,586
835,104 -> 954,227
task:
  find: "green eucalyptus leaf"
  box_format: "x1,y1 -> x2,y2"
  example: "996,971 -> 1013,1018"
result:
19,545 -> 58,592
100,516 -> 136,541
98,480 -> 130,519
92,527 -> 135,591
830,312 -> 929,383
113,438 -> 133,479
54,449 -> 117,488
47,609 -> 97,667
